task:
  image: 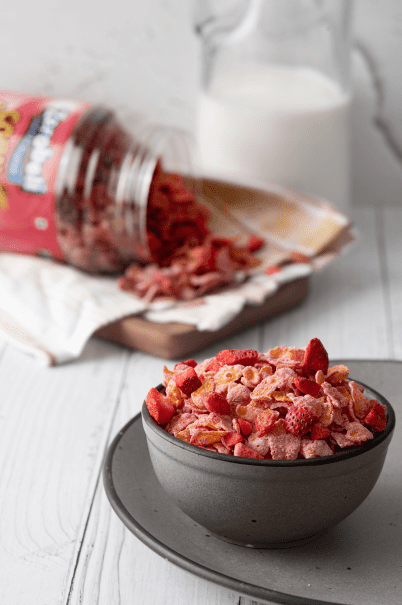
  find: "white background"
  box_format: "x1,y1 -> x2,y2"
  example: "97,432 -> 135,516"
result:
1,0 -> 402,208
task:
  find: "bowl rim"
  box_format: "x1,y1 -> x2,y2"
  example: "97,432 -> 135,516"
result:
142,379 -> 396,467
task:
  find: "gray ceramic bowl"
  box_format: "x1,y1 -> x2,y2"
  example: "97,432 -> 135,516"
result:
141,381 -> 395,548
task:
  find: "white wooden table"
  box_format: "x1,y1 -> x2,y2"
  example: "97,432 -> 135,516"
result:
0,205 -> 400,605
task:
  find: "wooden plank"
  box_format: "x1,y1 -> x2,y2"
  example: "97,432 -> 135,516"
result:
0,340 -> 129,605
260,208 -> 391,359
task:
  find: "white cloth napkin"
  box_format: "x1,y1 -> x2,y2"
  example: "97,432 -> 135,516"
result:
0,252 -> 312,365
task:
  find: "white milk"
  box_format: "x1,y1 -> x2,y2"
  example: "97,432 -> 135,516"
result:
196,64 -> 351,212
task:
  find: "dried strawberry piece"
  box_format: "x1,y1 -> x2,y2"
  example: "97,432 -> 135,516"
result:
174,367 -> 202,396
158,172 -> 185,193
310,425 -> 331,440
237,418 -> 253,437
201,393 -> 231,415
265,265 -> 281,275
294,376 -> 321,397
184,359 -> 198,368
233,442 -> 264,459
302,338 -> 329,375
223,432 -> 245,448
216,349 -> 259,367
285,404 -> 316,436
246,234 -> 265,252
146,388 -> 175,425
174,359 -> 197,370
169,221 -> 206,250
214,442 -> 232,455
204,359 -> 223,373
364,402 -> 387,432
255,409 -> 280,437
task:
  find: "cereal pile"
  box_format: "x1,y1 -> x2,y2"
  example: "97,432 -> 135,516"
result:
118,168 -> 263,302
145,338 -> 387,460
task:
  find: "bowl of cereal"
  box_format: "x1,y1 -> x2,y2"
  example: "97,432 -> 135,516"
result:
141,339 -> 395,548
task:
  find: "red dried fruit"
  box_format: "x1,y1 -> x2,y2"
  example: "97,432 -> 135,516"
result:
204,359 -> 223,373
285,404 -> 316,436
223,432 -> 245,448
233,442 -> 264,459
255,409 -> 280,436
310,425 -> 331,440
364,402 -> 387,432
174,359 -> 197,370
246,234 -> 265,252
146,388 -> 175,425
174,367 -> 202,396
237,418 -> 253,437
302,338 -> 329,375
265,265 -> 281,275
294,376 -> 321,397
203,393 -> 231,415
182,359 -> 197,368
216,349 -> 259,367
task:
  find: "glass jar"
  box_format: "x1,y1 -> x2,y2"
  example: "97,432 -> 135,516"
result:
194,0 -> 353,212
0,91 -> 205,274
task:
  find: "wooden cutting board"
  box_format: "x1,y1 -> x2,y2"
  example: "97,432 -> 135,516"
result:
95,276 -> 309,360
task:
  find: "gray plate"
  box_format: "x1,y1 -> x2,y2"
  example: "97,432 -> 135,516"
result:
103,360 -> 402,605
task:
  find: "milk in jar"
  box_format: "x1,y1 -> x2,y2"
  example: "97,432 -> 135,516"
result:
196,63 -> 350,212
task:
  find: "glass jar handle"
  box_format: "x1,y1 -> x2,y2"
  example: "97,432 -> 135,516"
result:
193,0 -> 253,43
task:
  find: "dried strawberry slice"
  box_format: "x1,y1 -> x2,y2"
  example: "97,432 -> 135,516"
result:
285,404 -> 316,436
294,376 -> 321,397
310,425 -> 331,440
246,234 -> 265,252
265,265 -> 281,275
174,367 -> 202,396
233,442 -> 264,459
204,359 -> 223,373
302,338 -> 329,375
237,418 -> 253,437
202,393 -> 231,415
174,358 -> 197,369
146,388 -> 175,425
364,402 -> 387,432
216,349 -> 259,367
223,432 -> 245,448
